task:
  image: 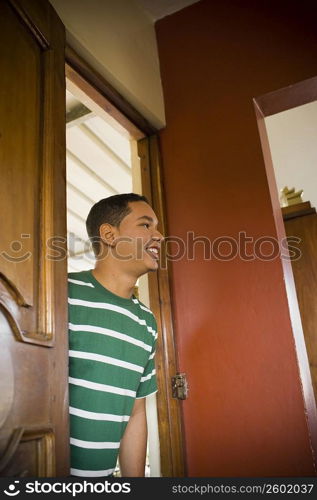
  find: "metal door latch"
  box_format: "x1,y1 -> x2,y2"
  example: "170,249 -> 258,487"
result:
171,373 -> 188,400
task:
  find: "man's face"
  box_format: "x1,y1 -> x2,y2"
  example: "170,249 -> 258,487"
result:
110,201 -> 164,275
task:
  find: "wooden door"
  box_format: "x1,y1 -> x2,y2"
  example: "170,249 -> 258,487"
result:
0,0 -> 69,476
283,201 -> 317,407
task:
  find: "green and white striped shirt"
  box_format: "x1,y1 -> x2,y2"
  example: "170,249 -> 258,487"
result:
68,270 -> 157,477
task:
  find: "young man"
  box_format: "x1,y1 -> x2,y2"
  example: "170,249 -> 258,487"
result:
68,193 -> 163,478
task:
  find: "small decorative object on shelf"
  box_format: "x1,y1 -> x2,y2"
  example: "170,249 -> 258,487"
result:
280,186 -> 304,207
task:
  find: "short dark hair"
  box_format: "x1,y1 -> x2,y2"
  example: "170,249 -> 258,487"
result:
86,193 -> 148,255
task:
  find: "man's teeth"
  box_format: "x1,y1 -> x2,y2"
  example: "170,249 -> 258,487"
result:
148,248 -> 158,254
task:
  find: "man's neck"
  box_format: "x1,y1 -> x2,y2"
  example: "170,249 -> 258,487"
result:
92,263 -> 137,299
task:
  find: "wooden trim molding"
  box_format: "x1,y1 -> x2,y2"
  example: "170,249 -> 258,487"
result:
253,79 -> 317,469
138,136 -> 185,477
65,44 -> 156,139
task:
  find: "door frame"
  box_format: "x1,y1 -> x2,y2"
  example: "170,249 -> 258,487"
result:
253,75 -> 317,464
65,45 -> 185,477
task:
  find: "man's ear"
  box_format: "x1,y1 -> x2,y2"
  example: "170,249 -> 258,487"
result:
99,223 -> 117,247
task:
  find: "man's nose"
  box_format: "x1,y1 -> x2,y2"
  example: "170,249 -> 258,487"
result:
153,229 -> 164,242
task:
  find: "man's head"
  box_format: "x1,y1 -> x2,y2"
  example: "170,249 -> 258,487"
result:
86,193 -> 164,275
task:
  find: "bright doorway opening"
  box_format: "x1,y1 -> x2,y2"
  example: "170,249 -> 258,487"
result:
65,82 -> 161,477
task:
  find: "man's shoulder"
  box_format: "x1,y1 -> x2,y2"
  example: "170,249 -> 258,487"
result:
68,270 -> 91,281
134,298 -> 157,325
67,270 -> 95,294
134,298 -> 153,314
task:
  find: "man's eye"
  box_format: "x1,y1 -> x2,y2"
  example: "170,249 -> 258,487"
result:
142,223 -> 150,228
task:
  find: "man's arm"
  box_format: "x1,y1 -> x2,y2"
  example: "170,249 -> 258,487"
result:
119,397 -> 147,477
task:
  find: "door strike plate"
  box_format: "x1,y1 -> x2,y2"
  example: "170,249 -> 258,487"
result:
171,373 -> 188,400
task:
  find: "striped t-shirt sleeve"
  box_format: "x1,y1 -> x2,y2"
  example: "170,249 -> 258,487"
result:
136,317 -> 158,399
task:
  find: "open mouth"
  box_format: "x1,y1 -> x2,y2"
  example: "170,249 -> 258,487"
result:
146,247 -> 160,260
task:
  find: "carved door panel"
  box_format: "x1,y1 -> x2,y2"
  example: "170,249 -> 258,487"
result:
0,0 -> 69,476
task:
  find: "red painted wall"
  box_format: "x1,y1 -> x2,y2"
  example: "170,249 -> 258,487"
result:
156,0 -> 317,476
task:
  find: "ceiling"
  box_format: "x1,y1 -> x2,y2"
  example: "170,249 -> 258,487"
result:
66,90 -> 133,272
136,0 -> 201,21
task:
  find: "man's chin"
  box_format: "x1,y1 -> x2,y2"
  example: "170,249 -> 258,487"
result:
147,265 -> 158,272
145,258 -> 159,272
135,260 -> 158,277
